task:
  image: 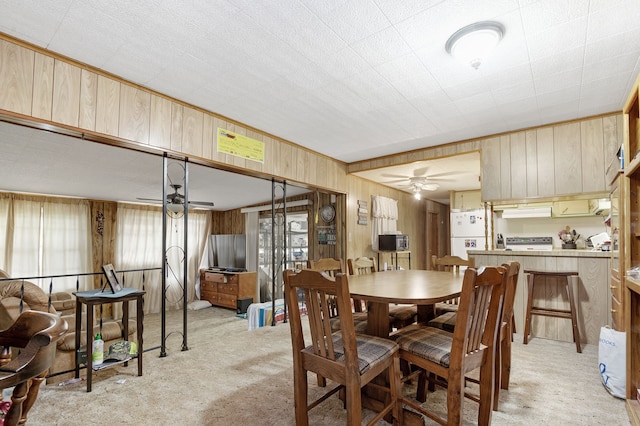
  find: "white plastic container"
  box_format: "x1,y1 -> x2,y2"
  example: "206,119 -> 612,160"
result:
92,333 -> 104,365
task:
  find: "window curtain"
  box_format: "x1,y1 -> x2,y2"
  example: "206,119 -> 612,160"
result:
0,194 -> 12,274
114,204 -> 211,315
0,194 -> 92,292
371,195 -> 398,250
42,198 -> 92,291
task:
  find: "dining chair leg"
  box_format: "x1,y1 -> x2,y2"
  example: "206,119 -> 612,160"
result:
446,369 -> 464,425
345,380 -> 362,426
493,336 -> 502,411
478,357 -> 495,425
416,370 -> 428,402
501,324 -> 512,390
294,366 -> 309,426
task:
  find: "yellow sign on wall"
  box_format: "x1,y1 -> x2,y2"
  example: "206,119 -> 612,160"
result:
217,128 -> 264,163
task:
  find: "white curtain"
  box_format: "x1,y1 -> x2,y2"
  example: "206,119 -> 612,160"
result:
0,194 -> 92,292
42,198 -> 92,291
0,194 -> 12,274
371,195 -> 398,250
115,204 -> 211,315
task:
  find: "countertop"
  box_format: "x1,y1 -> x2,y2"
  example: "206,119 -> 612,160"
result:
467,248 -> 612,258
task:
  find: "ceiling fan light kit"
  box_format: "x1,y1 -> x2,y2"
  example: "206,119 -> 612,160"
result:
446,21 -> 504,69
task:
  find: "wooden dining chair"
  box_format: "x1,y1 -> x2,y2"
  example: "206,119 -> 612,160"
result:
392,266 -> 506,425
0,310 -> 67,426
426,261 -> 520,411
493,261 -> 520,409
283,269 -> 402,426
432,255 -> 475,316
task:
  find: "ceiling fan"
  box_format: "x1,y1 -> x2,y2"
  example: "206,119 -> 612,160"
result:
381,166 -> 463,199
137,184 -> 215,210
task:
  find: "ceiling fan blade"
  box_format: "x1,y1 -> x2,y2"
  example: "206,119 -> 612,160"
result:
413,166 -> 430,177
423,183 -> 439,191
425,171 -> 467,179
136,197 -> 163,203
382,179 -> 409,184
381,173 -> 410,179
188,201 -> 215,207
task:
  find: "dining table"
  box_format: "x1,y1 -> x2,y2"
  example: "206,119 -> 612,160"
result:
347,269 -> 464,337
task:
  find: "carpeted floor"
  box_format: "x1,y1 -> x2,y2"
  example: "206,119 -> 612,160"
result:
26,307 -> 629,425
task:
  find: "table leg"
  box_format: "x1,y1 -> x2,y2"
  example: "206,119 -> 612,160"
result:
367,302 -> 390,337
74,299 -> 81,379
137,295 -> 143,376
416,304 -> 436,325
123,300 -> 129,367
86,302 -> 93,392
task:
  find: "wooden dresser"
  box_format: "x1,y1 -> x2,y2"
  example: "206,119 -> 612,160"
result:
199,269 -> 257,310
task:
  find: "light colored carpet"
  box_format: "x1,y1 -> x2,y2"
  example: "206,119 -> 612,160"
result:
25,307 -> 628,425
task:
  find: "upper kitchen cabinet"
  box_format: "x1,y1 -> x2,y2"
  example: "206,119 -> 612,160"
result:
481,115 -> 622,202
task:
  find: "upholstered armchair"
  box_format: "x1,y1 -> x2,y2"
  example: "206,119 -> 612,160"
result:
0,280 -> 135,383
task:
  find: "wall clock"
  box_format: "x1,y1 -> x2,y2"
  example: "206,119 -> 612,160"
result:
320,205 -> 335,223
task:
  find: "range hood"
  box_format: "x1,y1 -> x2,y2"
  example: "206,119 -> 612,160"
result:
501,207 -> 552,219
591,199 -> 611,216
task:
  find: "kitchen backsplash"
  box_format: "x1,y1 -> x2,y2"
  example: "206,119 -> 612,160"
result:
495,215 -> 610,249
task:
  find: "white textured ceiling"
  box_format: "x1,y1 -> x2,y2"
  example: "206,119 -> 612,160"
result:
1,1 -> 640,205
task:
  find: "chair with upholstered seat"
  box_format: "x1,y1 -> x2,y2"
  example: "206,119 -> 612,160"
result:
0,310 -> 67,425
392,266 -> 506,425
427,261 -> 520,411
432,255 -> 475,316
283,269 -> 401,425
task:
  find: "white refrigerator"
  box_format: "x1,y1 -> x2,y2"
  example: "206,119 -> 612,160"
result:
450,209 -> 487,260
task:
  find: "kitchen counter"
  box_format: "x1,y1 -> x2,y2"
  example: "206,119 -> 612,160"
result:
468,248 -> 611,258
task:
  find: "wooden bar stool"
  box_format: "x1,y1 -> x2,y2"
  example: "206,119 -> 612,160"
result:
523,269 -> 581,353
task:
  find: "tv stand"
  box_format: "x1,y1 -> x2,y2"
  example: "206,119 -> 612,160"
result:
199,269 -> 256,310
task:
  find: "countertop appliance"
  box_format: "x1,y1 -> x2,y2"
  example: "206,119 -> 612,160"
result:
450,209 -> 488,260
505,236 -> 553,251
378,234 -> 409,251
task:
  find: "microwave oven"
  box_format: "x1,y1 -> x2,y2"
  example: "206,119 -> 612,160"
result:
378,234 -> 409,251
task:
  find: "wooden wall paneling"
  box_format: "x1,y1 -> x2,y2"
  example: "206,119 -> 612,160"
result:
245,130 -> 264,173
279,141 -> 293,181
52,60 -> 81,127
554,122 -> 582,195
0,39 -> 34,115
119,84 -> 151,144
181,106 -> 203,157
536,127 -> 555,196
525,130 -> 539,197
95,75 -> 121,136
31,53 -> 54,120
510,132 -> 527,199
202,114 -> 215,160
480,136 -> 501,201
581,118 -> 605,193
149,95 -> 172,149
499,135 -> 512,199
79,69 -> 98,131
170,102 -> 183,153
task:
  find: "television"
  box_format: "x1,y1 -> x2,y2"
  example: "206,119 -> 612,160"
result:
208,234 -> 247,271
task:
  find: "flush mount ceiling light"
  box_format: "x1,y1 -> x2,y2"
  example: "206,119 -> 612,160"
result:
445,21 -> 504,70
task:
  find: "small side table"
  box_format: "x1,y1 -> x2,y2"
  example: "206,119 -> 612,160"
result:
73,288 -> 145,392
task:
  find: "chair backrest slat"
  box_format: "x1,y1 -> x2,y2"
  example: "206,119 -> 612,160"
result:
452,266 -> 505,358
432,255 -> 475,272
